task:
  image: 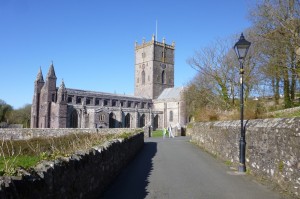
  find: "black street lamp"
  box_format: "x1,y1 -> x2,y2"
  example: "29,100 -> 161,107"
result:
234,33 -> 251,172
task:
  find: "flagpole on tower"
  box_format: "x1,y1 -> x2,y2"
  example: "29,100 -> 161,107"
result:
156,20 -> 158,41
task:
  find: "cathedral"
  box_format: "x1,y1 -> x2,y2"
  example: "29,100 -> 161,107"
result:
30,36 -> 186,129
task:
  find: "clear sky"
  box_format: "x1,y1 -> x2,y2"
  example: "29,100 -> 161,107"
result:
0,0 -> 252,109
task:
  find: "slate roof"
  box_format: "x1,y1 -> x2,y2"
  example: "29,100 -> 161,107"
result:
157,87 -> 184,100
65,88 -> 152,101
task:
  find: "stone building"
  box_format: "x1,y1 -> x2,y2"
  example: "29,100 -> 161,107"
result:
31,36 -> 186,129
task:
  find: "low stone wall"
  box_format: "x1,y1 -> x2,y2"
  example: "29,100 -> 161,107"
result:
0,128 -> 142,140
0,132 -> 144,199
188,118 -> 300,198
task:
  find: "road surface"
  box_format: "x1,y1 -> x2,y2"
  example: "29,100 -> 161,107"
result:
101,136 -> 287,199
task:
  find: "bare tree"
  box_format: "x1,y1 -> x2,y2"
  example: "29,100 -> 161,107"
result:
250,0 -> 300,108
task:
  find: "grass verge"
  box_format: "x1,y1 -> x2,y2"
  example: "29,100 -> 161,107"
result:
0,131 -> 136,176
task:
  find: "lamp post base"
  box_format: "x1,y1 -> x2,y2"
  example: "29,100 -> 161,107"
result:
238,165 -> 246,173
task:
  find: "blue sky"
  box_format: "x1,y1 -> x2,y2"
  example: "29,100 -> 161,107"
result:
0,0 -> 252,109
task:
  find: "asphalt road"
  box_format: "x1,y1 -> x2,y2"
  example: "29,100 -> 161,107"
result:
101,136 -> 287,199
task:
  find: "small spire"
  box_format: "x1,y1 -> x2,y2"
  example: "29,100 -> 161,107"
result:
36,66 -> 44,82
59,79 -> 66,90
172,41 -> 175,47
162,37 -> 165,44
152,34 -> 155,41
47,62 -> 56,78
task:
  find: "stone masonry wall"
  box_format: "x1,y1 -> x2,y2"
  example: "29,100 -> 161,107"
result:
0,128 -> 142,140
0,132 -> 144,199
187,118 -> 300,198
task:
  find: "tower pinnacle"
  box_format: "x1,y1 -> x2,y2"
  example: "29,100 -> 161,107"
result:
47,62 -> 56,78
36,67 -> 44,83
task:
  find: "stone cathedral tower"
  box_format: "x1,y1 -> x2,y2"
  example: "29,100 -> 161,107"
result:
134,35 -> 175,99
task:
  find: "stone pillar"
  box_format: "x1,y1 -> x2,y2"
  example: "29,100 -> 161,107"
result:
135,105 -> 139,128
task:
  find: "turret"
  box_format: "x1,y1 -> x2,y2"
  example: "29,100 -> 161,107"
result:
39,63 -> 58,128
45,62 -> 57,102
31,67 -> 45,128
57,79 -> 67,104
56,79 -> 68,128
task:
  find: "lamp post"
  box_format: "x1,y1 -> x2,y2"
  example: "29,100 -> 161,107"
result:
234,33 -> 251,172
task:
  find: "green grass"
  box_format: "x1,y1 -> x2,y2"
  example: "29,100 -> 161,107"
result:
0,155 -> 41,175
151,130 -> 166,137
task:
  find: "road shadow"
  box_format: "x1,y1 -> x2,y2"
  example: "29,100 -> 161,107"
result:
100,141 -> 157,199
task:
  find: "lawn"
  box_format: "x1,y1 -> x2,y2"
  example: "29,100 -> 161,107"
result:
151,130 -> 168,138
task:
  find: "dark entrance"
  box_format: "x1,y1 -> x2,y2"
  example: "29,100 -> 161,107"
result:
125,113 -> 130,128
109,113 -> 117,128
70,110 -> 78,128
153,115 -> 159,130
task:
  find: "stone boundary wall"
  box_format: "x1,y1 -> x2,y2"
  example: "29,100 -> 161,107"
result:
0,128 -> 143,140
266,106 -> 300,116
187,118 -> 300,198
0,132 -> 144,199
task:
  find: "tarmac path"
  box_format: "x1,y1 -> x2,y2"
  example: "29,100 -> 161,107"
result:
101,136 -> 288,199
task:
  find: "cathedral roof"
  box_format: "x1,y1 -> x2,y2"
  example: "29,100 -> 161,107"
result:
156,87 -> 184,100
66,88 -> 152,102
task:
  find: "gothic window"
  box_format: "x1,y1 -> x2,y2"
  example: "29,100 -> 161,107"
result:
109,113 -> 116,128
62,94 -> 65,102
142,70 -> 145,85
162,71 -> 165,84
128,101 -> 132,108
70,110 -> 78,128
95,99 -> 100,105
125,113 -> 130,128
139,114 -> 145,127
169,111 -> 173,122
104,100 -> 108,106
76,97 -> 82,104
52,94 -> 55,102
100,114 -> 105,121
112,100 -> 117,107
68,96 -> 73,103
86,98 -> 91,105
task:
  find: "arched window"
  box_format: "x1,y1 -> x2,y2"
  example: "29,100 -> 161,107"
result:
100,114 -> 105,121
162,71 -> 165,84
142,70 -> 145,85
169,111 -> 173,122
139,114 -> 145,127
125,113 -> 130,128
109,113 -> 117,128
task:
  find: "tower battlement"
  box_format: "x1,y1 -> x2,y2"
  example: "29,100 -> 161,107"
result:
135,36 -> 175,50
